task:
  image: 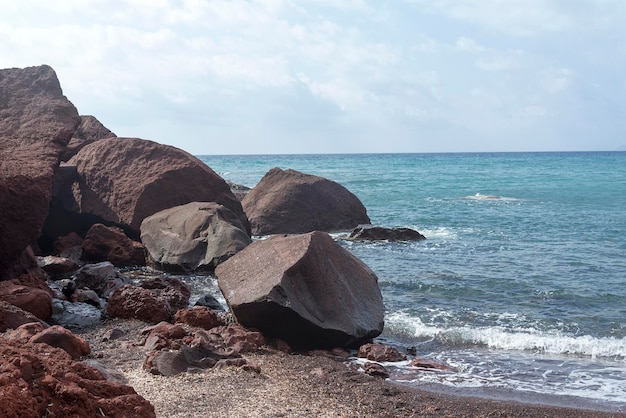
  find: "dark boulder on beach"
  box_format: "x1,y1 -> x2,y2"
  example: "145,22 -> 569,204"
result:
141,202 -> 251,272
242,168 -> 370,235
215,231 -> 384,349
45,137 -> 250,241
347,225 -> 426,241
0,65 -> 80,280
61,114 -> 116,161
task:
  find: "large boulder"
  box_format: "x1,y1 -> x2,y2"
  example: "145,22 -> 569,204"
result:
242,168 -> 370,235
141,202 -> 251,272
61,114 -> 116,161
45,137 -> 249,241
0,336 -> 155,417
0,65 -> 80,279
216,231 -> 384,349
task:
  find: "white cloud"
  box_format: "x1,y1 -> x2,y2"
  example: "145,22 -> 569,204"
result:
0,0 -> 624,153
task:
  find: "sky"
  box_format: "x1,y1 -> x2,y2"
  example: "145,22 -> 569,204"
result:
1,0 -> 626,155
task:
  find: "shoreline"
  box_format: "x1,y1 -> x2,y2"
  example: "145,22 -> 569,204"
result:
76,318 -> 625,417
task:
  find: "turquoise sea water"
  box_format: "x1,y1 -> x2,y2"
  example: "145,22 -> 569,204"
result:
198,152 -> 626,410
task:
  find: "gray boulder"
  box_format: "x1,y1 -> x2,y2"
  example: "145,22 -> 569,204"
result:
141,202 -> 251,272
215,231 -> 384,349
242,168 -> 370,235
73,262 -> 129,299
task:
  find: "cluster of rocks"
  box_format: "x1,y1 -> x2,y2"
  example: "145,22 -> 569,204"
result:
0,65 -> 433,414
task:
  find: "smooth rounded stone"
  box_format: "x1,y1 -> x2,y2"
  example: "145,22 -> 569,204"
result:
242,167 -> 370,235
52,299 -> 103,329
216,231 -> 384,349
194,294 -> 226,311
140,202 -> 251,272
29,324 -> 91,359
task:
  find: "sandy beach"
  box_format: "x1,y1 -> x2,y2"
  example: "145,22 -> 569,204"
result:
77,319 -> 625,418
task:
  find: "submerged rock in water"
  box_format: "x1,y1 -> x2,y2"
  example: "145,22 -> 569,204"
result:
216,231 -> 384,349
347,224 -> 426,241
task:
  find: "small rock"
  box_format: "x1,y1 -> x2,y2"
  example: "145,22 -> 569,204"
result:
357,343 -> 407,362
29,324 -> 91,359
363,362 -> 389,378
175,306 -> 224,330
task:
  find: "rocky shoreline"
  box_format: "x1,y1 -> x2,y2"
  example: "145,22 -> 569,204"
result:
75,317 -> 622,417
2,64 -> 624,417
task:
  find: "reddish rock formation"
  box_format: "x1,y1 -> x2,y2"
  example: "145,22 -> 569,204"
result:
409,357 -> 455,371
0,65 -> 80,279
106,277 -> 190,323
29,325 -> 91,359
0,281 -> 53,320
0,336 -> 155,417
357,343 -> 407,362
175,306 -> 224,330
61,114 -> 116,161
216,231 -> 384,349
141,202 -> 251,272
242,167 -> 370,235
52,137 -> 249,238
140,321 -> 188,340
363,362 -> 389,378
82,223 -> 145,266
185,323 -> 266,356
106,285 -> 173,323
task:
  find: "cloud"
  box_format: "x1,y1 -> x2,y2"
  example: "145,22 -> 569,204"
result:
0,0 -> 624,153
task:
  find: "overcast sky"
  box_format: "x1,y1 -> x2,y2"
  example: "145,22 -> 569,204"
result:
2,1 -> 625,155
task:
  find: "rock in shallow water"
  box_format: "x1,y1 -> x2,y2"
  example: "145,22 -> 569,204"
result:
242,167 -> 371,235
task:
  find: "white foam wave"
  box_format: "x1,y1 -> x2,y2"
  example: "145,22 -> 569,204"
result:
386,312 -> 626,360
465,193 -> 519,201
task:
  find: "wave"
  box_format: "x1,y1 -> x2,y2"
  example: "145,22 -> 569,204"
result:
465,193 -> 520,201
386,312 -> 626,360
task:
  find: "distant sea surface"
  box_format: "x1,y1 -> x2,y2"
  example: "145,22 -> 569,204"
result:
197,152 -> 626,411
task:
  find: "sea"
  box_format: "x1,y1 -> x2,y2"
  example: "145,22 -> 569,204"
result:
194,152 -> 626,412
